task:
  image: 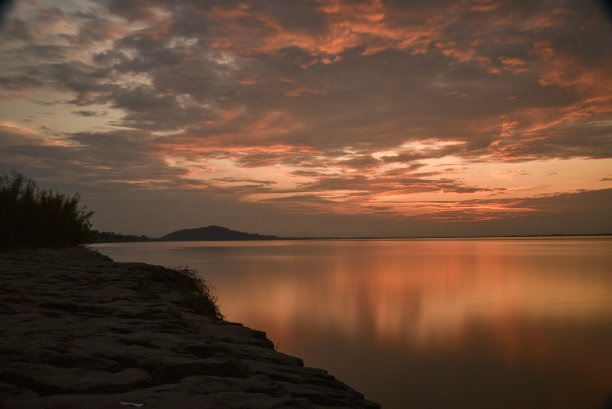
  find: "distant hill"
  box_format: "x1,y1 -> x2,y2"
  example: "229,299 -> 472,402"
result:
159,225 -> 279,241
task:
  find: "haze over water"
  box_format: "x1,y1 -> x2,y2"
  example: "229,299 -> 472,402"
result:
95,237 -> 612,409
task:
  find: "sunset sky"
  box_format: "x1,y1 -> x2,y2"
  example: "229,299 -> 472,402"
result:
1,0 -> 611,237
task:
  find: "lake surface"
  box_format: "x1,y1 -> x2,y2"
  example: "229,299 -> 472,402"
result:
93,237 -> 612,409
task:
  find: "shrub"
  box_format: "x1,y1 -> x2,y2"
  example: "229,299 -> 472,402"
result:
0,171 -> 94,249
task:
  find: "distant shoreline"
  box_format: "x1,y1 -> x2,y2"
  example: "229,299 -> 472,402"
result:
92,230 -> 612,244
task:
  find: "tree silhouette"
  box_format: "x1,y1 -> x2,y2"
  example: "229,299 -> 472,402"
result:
0,171 -> 93,249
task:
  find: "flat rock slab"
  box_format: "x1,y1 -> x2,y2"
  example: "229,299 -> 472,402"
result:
0,248 -> 379,409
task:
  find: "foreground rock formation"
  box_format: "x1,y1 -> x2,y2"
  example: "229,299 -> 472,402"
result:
0,248 -> 379,409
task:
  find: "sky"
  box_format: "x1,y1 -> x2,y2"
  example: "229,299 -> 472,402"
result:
0,0 -> 611,237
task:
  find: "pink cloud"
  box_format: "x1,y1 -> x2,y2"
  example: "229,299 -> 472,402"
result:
532,41 -> 612,96
200,0 -> 455,64
500,57 -> 528,73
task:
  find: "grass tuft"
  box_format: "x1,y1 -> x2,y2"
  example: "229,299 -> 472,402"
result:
147,266 -> 223,320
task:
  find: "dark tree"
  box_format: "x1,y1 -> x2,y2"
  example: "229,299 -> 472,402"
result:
0,171 -> 94,249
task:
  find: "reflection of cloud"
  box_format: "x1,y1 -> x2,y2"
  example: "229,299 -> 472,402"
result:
211,239 -> 612,349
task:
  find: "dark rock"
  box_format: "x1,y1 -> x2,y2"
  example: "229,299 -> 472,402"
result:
0,248 -> 380,409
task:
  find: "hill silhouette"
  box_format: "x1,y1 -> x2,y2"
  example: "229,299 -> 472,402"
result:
159,225 -> 279,241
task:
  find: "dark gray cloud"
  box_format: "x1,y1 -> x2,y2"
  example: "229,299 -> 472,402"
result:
0,0 -> 16,28
71,110 -> 107,117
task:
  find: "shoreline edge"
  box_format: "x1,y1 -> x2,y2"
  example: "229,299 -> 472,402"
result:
0,247 -> 380,409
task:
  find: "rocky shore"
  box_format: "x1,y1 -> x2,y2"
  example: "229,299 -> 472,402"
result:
0,248 -> 379,409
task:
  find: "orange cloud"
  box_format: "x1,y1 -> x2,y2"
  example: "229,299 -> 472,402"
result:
532,41 -> 612,96
200,0 -> 458,65
500,57 -> 528,73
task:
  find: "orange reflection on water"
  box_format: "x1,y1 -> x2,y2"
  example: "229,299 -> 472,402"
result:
218,239 -> 612,351
210,239 -> 612,409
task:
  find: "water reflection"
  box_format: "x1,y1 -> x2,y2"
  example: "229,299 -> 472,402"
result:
95,238 -> 612,409
209,239 -> 611,344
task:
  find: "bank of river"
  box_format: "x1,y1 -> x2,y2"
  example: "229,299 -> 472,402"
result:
0,247 -> 379,409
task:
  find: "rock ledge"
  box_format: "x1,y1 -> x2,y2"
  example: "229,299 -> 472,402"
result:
0,248 -> 380,409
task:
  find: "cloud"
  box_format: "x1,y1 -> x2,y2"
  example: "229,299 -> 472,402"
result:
5,0 -> 608,160
71,110 -> 107,117
0,1 -> 16,29
0,0 -> 610,235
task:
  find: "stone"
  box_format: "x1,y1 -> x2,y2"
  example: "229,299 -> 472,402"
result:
0,248 -> 380,409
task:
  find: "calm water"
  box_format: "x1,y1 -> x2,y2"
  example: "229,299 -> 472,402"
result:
93,237 -> 612,409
